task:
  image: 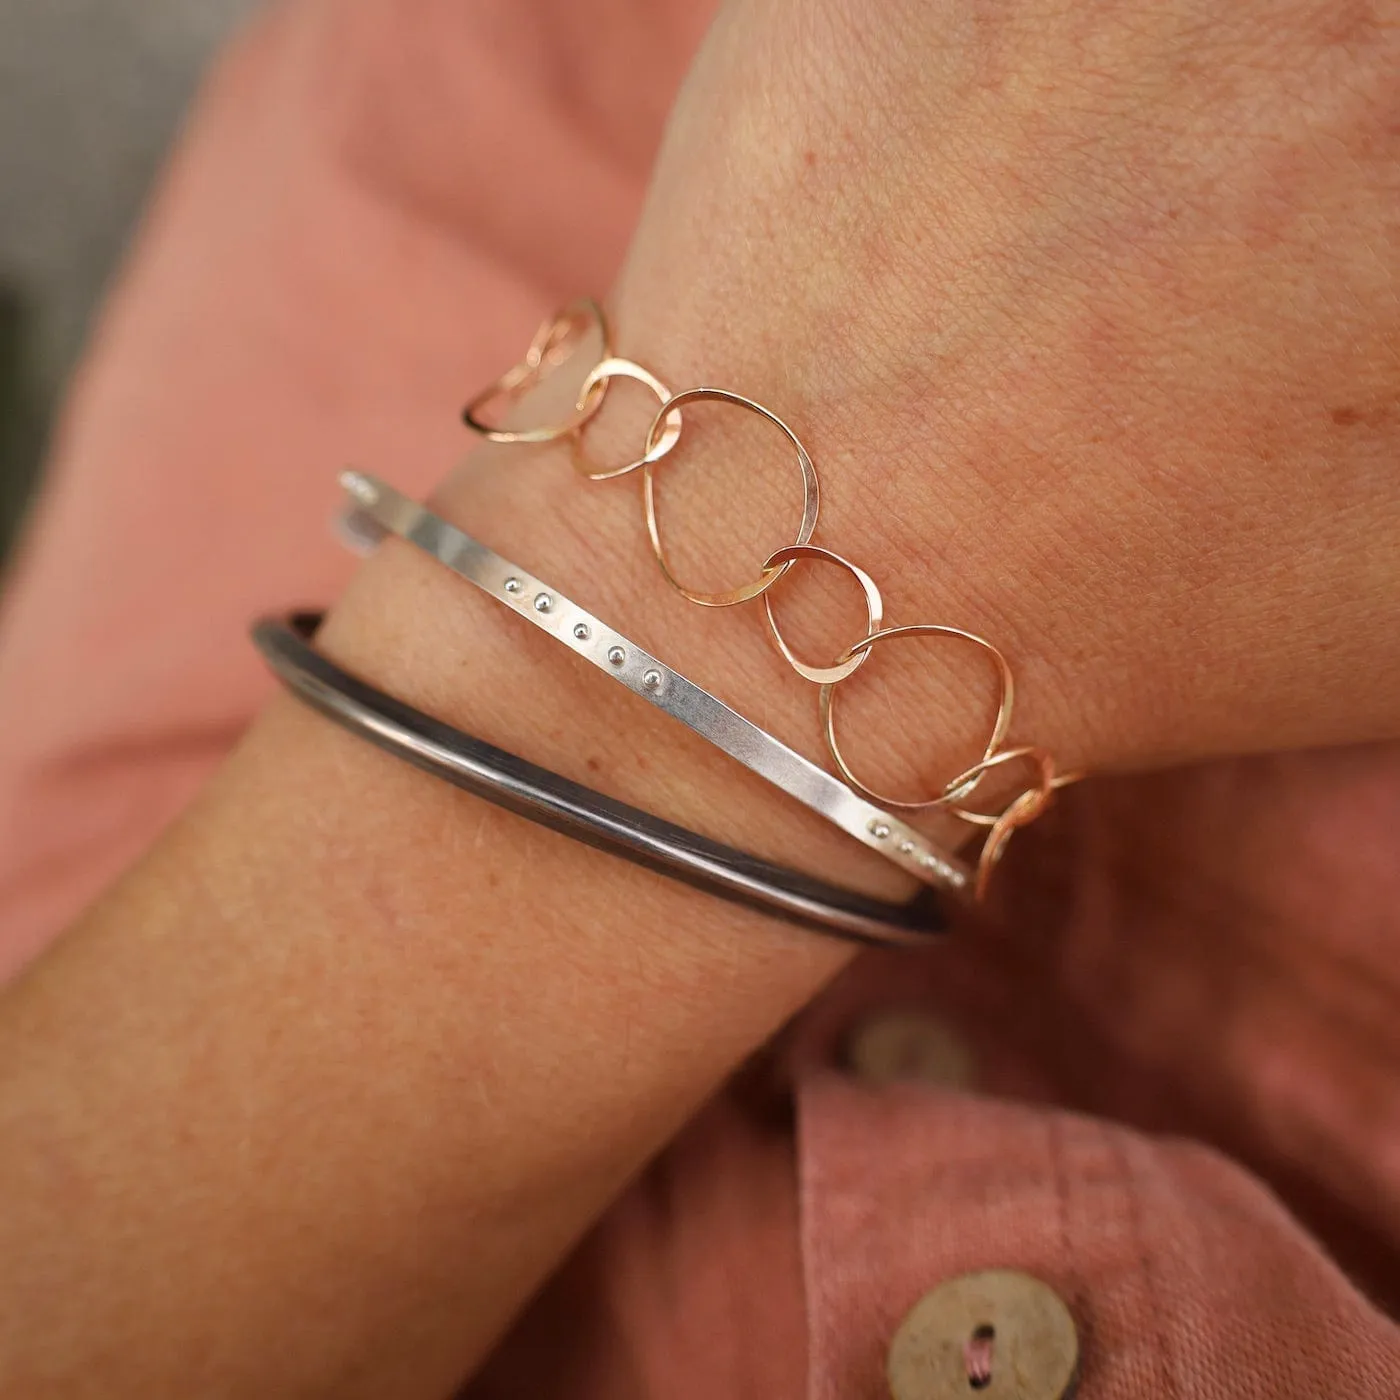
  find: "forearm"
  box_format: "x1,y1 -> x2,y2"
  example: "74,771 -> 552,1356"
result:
0,261 -> 1034,1392
0,441 -> 868,1394
0,269 -> 958,1389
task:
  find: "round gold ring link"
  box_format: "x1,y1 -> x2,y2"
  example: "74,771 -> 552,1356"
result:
641,387 -> 821,608
972,785 -> 1052,898
569,357 -> 684,481
460,302 -> 1080,899
942,747 -> 1081,829
819,624 -> 1015,811
936,746 -> 1065,897
761,545 -> 884,685
462,298 -> 611,444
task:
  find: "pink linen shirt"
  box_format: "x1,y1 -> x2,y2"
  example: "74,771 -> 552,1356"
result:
1,2 -> 1397,1394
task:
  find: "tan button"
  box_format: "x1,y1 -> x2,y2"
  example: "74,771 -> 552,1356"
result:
844,1010 -> 976,1088
887,1270 -> 1078,1400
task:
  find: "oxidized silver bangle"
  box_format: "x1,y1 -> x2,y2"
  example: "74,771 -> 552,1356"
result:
253,613 -> 945,947
338,471 -> 972,896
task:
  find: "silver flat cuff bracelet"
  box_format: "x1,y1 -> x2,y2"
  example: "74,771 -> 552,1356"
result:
254,613 -> 945,947
337,471 -> 972,896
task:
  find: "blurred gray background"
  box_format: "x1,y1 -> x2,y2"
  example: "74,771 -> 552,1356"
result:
0,0 -> 258,556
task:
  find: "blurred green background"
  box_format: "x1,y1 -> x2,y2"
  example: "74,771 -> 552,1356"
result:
0,0 -> 256,561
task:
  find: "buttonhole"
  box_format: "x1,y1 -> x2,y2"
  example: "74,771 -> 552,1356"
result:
965,1323 -> 995,1390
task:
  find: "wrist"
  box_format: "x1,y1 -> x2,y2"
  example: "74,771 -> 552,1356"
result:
317,431 -> 930,906
318,275 -> 1084,908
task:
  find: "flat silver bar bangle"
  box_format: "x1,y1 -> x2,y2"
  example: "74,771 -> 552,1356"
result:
338,471 -> 970,895
254,614 -> 944,947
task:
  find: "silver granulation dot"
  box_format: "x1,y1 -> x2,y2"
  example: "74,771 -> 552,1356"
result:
642,669 -> 663,691
868,820 -> 891,840
607,646 -> 627,667
573,622 -> 591,641
899,840 -> 916,855
503,577 -> 522,594
533,592 -> 553,613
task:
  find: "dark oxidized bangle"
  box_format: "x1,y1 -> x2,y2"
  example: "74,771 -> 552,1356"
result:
252,614 -> 945,948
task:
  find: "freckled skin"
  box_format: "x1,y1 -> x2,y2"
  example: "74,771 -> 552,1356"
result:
613,0 -> 1400,774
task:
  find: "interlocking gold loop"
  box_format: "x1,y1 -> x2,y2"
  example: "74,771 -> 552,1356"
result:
936,746 -> 1066,898
569,357 -> 683,481
973,785 -> 1053,897
761,545 -> 884,685
942,746 -> 1077,828
641,387 -> 821,608
819,624 -> 1015,811
462,298 -> 611,444
462,302 -> 1080,899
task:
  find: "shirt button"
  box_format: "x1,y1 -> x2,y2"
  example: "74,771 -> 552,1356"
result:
887,1270 -> 1078,1400
843,1010 -> 976,1089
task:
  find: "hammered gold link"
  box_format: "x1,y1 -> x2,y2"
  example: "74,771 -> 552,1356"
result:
942,746 -> 1077,828
819,624 -> 1016,811
936,746 -> 1077,897
761,544 -> 884,685
569,357 -> 683,481
641,387 -> 820,608
462,302 -> 1079,898
462,298 -> 611,444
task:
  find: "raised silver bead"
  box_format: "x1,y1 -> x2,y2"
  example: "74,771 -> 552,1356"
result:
607,646 -> 627,666
533,592 -> 553,613
643,669 -> 663,691
573,622 -> 591,641
503,577 -> 522,594
868,820 -> 892,840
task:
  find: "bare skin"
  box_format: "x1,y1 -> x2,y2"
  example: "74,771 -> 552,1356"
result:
0,0 -> 1396,1393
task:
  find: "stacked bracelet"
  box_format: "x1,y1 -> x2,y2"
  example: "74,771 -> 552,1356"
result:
254,300 -> 1073,946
